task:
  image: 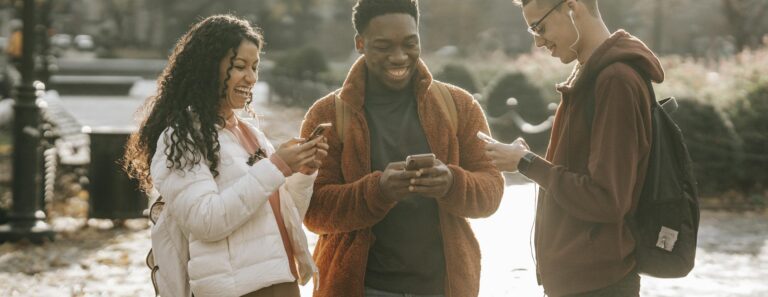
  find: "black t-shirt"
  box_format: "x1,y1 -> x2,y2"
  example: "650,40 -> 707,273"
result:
363,87 -> 446,294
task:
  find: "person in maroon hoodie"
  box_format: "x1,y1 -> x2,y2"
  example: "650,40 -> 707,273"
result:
484,0 -> 664,296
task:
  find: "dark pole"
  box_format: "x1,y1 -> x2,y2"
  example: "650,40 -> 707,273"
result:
652,0 -> 664,53
39,0 -> 52,87
0,0 -> 54,243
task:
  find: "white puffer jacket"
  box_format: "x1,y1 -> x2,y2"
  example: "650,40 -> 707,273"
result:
150,119 -> 318,297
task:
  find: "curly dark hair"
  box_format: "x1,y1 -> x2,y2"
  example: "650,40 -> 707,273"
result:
124,14 -> 264,193
352,0 -> 419,35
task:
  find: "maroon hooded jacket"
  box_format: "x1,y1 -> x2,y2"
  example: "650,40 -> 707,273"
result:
523,30 -> 664,296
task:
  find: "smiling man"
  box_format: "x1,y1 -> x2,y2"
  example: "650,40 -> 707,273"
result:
299,0 -> 504,296
483,0 -> 664,296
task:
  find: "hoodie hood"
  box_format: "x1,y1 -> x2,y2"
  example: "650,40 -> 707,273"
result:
559,30 -> 664,94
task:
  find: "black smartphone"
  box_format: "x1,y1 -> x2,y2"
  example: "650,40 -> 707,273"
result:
405,153 -> 436,171
309,123 -> 332,140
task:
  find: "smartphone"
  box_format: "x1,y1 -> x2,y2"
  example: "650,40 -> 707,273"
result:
309,123 -> 332,140
476,131 -> 497,143
405,153 -> 436,171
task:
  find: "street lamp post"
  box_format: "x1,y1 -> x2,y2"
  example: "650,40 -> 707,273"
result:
0,0 -> 54,243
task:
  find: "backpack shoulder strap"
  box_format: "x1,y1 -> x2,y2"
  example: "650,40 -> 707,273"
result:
334,90 -> 349,143
586,63 -> 655,129
430,81 -> 458,134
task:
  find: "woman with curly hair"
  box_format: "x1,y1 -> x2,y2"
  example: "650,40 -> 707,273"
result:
124,14 -> 326,297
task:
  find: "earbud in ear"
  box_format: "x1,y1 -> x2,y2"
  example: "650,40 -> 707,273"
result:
569,10 -> 574,17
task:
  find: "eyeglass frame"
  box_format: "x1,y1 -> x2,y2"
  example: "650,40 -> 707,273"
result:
527,0 -> 568,36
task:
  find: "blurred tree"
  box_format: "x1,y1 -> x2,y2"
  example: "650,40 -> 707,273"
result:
671,99 -> 742,196
274,46 -> 329,79
483,72 -> 551,152
728,84 -> 768,194
259,0 -> 321,51
435,63 -> 480,95
722,0 -> 768,52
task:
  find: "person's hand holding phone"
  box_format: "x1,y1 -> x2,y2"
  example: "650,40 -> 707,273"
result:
275,137 -> 318,173
379,161 -> 421,202
298,122 -> 332,174
476,131 -> 498,144
408,157 -> 454,200
309,123 -> 332,141
483,137 -> 531,172
298,136 -> 328,175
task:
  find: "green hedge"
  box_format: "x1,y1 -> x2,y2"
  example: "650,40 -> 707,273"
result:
273,46 -> 330,80
269,47 -> 334,107
728,84 -> 768,202
671,99 -> 742,197
483,72 -> 551,152
435,63 -> 481,95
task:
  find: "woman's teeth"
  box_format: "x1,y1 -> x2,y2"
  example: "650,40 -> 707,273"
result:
234,87 -> 251,97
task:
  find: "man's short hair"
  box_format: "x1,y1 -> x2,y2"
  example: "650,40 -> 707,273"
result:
513,0 -> 598,16
352,0 -> 419,35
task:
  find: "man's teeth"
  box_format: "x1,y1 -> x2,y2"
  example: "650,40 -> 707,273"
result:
388,69 -> 407,78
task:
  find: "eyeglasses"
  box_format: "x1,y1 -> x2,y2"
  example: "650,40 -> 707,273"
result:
527,0 -> 567,37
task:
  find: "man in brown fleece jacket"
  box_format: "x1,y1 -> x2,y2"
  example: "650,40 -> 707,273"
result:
484,0 -> 664,296
299,1 -> 504,296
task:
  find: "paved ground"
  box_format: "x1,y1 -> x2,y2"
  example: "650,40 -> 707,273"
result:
1,88 -> 766,296
1,183 -> 766,297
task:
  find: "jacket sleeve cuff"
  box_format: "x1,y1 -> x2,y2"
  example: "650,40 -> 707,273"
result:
443,164 -> 464,200
365,171 -> 397,212
248,158 -> 287,191
269,154 -> 293,177
521,155 -> 553,189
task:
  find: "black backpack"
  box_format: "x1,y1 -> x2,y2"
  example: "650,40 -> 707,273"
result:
587,63 -> 700,278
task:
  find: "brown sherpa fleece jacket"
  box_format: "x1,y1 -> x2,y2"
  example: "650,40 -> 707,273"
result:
299,56 -> 505,297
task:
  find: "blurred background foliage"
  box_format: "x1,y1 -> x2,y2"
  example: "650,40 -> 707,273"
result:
0,0 -> 764,206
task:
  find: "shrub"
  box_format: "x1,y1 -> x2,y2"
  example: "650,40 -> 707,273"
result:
483,72 -> 551,152
670,99 -> 742,196
435,63 -> 481,94
728,84 -> 768,194
269,47 -> 333,107
273,46 -> 329,80
484,72 -> 548,119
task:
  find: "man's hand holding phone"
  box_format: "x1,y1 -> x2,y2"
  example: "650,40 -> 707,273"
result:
405,154 -> 454,200
379,161 -> 420,202
483,137 -> 531,172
